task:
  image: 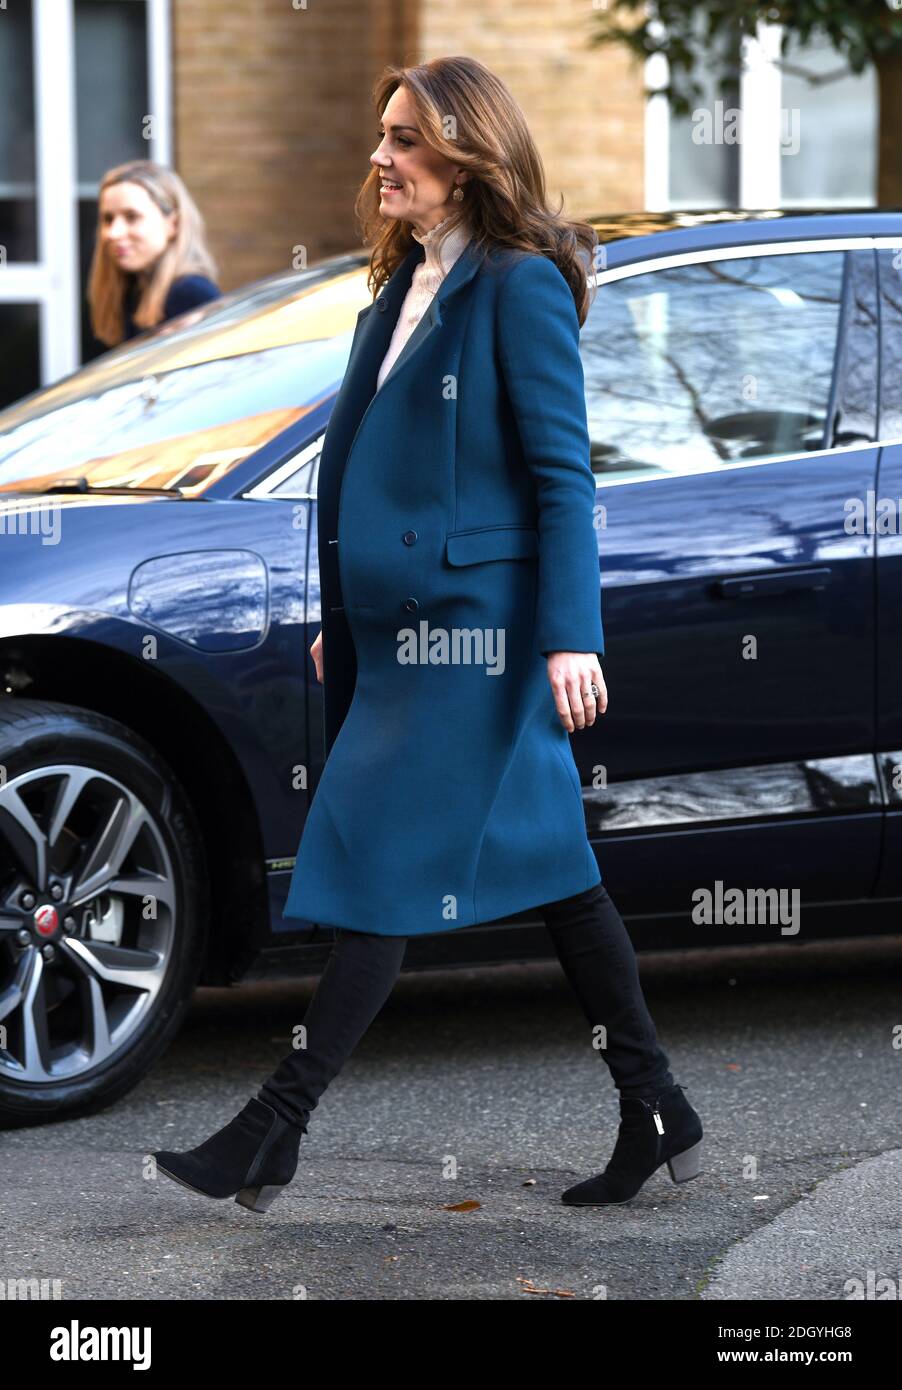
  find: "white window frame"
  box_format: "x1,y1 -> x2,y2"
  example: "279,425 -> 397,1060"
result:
241,435 -> 324,501
0,0 -> 172,388
644,15 -> 874,212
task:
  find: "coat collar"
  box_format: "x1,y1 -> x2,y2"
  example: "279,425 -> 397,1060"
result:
376,231 -> 485,318
346,236 -> 488,396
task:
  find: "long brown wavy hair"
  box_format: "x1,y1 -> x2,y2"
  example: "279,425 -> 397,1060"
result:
354,56 -> 599,326
88,160 -> 218,347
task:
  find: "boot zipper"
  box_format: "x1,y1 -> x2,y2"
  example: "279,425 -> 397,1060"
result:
651,1082 -> 684,1135
637,1094 -> 666,1134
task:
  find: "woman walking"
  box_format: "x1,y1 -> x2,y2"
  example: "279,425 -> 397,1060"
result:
88,160 -> 220,348
153,56 -> 703,1215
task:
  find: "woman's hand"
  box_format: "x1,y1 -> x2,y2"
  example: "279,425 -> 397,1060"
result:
546,652 -> 607,732
311,630 -> 324,684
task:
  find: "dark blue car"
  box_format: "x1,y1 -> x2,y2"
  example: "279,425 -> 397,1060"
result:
1,208 -> 900,1122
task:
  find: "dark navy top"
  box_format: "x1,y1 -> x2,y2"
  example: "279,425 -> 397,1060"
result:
122,273 -> 221,341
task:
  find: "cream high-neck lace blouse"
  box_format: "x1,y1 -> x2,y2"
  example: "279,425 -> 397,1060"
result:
375,211 -> 472,391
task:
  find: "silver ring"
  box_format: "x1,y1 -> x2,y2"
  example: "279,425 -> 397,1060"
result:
581,683 -> 600,701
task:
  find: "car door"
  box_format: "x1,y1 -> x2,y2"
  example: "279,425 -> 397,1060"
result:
239,433 -> 325,932
872,244 -> 902,899
575,241 -> 882,916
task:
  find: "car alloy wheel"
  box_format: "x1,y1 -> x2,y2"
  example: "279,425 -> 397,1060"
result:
0,763 -> 177,1084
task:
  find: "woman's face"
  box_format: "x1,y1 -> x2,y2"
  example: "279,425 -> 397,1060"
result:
100,181 -> 177,277
370,86 -> 468,237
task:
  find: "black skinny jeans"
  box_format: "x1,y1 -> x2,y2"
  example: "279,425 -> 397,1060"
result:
258,881 -> 674,1133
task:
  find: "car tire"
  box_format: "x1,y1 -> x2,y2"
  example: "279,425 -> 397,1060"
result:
0,697 -> 208,1126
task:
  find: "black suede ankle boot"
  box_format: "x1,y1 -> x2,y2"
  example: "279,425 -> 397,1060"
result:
561,1083 -> 703,1207
153,1097 -> 306,1213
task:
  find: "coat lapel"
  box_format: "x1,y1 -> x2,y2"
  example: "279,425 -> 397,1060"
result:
316,234 -> 490,757
378,237 -> 485,390
344,236 -> 486,400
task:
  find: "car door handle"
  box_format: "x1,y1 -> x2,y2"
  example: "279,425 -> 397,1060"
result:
713,567 -> 832,600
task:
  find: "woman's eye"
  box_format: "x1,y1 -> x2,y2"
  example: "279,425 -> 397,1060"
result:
377,131 -> 412,147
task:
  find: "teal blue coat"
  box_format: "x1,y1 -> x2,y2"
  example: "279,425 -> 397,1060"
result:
284,236 -> 605,936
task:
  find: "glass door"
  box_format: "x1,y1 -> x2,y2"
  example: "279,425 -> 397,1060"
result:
0,0 -> 171,409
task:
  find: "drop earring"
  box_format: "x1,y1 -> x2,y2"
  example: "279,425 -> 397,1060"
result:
452,184 -> 464,201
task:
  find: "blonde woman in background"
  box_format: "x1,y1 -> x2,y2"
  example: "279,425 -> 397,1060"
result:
88,160 -> 220,348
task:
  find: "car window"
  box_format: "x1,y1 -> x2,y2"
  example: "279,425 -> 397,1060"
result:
0,263 -> 370,496
877,249 -> 902,439
581,249 -> 847,483
248,435 -> 323,499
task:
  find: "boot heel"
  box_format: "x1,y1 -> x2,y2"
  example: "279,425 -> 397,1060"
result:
235,1184 -> 285,1213
666,1139 -> 703,1184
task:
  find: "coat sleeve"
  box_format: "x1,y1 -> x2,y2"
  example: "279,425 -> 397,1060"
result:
495,254 -> 604,659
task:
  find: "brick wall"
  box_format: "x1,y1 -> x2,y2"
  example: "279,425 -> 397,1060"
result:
171,0 -> 645,294
419,1 -> 646,224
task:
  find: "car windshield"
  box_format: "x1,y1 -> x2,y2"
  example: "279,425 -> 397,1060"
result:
0,258 -> 371,495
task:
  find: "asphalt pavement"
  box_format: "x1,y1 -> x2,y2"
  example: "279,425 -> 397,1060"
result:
2,931 -> 900,1301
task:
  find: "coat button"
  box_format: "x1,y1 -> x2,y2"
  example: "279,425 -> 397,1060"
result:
377,297 -> 388,313
402,597 -> 418,613
402,530 -> 417,545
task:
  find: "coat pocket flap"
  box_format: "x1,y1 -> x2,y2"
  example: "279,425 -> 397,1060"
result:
445,525 -> 539,565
